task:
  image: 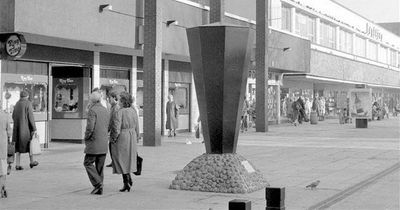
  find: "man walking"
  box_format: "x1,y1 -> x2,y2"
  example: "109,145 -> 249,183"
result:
83,90 -> 109,195
106,91 -> 120,168
12,90 -> 38,170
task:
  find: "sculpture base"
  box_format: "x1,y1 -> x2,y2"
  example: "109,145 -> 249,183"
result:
169,153 -> 269,193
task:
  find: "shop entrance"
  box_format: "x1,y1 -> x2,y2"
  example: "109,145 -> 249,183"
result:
50,66 -> 91,142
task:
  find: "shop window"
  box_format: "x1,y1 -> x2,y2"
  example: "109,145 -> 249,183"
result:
367,41 -> 378,61
54,82 -> 79,113
354,35 -> 366,57
3,83 -> 47,114
320,21 -> 336,49
169,83 -> 189,115
338,29 -> 353,54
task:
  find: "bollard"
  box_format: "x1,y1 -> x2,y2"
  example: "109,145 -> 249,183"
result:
229,199 -> 251,210
266,187 -> 285,210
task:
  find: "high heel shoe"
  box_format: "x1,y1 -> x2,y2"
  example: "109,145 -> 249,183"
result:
1,186 -> 7,198
119,184 -> 130,192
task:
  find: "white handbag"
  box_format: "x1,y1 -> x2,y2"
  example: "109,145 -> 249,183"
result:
30,133 -> 42,155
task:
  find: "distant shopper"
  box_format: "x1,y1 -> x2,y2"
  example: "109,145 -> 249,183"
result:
292,100 -> 300,126
0,109 -> 12,198
241,96 -> 250,132
166,94 -> 179,137
296,96 -> 306,123
106,91 -> 120,168
110,92 -> 139,192
12,91 -> 38,170
83,91 -> 110,195
383,103 -> 389,119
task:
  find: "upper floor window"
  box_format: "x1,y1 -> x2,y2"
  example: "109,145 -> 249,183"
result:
320,21 -> 336,49
295,12 -> 316,42
281,5 -> 291,31
389,50 -> 397,67
367,41 -> 378,61
378,46 -> 387,64
338,29 -> 352,54
354,35 -> 366,57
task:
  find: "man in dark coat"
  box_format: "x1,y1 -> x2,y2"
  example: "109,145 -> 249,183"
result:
83,91 -> 110,195
12,91 -> 38,170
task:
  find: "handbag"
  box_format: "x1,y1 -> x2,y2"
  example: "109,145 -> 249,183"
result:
30,133 -> 42,155
7,140 -> 15,156
133,155 -> 143,176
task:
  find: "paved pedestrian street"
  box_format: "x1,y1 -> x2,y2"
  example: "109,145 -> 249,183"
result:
1,117 -> 399,210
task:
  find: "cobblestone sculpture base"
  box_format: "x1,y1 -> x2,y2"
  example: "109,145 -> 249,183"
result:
170,153 -> 269,193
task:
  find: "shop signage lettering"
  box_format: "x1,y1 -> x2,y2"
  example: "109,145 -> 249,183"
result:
109,79 -> 119,84
5,34 -> 27,58
20,75 -> 33,82
366,23 -> 383,41
59,78 -> 74,84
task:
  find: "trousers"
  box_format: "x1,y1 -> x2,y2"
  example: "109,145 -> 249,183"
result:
84,154 -> 106,187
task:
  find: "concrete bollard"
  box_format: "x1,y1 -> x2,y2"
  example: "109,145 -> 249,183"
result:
229,199 -> 251,210
266,187 -> 285,210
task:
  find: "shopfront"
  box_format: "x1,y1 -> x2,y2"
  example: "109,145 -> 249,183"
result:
1,60 -> 49,146
50,66 -> 91,142
99,68 -> 130,98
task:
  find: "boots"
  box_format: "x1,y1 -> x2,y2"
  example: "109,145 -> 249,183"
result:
133,156 -> 143,176
119,174 -> 131,192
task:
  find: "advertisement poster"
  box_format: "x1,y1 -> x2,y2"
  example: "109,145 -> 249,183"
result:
349,89 -> 372,118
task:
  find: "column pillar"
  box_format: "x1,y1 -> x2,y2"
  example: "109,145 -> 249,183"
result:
256,0 -> 269,132
163,59 -> 169,135
131,56 -> 137,101
290,7 -> 296,33
210,0 -> 224,23
93,51 -> 100,89
143,0 -> 162,146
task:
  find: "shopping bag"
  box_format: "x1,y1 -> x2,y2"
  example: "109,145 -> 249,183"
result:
30,133 -> 42,155
133,155 -> 143,176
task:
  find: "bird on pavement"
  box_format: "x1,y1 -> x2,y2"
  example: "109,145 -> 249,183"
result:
306,180 -> 320,190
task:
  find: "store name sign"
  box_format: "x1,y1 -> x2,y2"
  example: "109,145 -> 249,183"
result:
109,79 -> 119,84
366,23 -> 383,41
20,75 -> 33,82
59,78 -> 74,84
0,34 -> 27,59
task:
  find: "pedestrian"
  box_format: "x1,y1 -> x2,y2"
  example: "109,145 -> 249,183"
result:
292,100 -> 300,126
286,98 -> 293,123
304,97 -> 312,121
241,96 -> 250,132
0,108 -> 12,198
383,103 -> 389,119
106,91 -> 120,168
83,90 -> 110,195
12,90 -> 38,170
166,94 -> 179,137
110,92 -> 140,192
296,96 -> 306,123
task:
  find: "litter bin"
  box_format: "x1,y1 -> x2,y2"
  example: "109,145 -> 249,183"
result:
310,111 -> 318,124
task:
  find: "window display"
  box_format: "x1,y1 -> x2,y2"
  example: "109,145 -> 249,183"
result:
2,82 -> 47,114
54,81 -> 79,113
169,83 -> 189,115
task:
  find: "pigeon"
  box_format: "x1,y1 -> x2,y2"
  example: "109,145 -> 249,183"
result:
306,180 -> 320,190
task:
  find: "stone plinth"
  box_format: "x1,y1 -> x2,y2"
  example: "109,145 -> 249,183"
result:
169,153 -> 268,193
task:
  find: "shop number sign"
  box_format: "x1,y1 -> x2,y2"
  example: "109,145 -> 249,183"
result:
2,34 -> 27,59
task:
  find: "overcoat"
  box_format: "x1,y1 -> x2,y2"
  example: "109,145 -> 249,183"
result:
84,102 -> 110,155
110,107 -> 139,174
166,101 -> 179,129
12,98 -> 36,153
0,112 -> 12,159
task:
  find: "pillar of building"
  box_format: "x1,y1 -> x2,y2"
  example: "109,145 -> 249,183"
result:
131,56 -> 137,101
210,0 -> 224,23
163,59 -> 169,135
143,0 -> 162,146
256,0 -> 269,132
93,51 -> 100,89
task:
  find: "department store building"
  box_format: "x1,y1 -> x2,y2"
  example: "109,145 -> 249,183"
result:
0,0 -> 399,146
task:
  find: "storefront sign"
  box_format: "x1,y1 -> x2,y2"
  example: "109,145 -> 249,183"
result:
20,75 -> 33,82
366,23 -> 383,41
59,78 -> 74,84
4,34 -> 27,58
109,79 -> 119,85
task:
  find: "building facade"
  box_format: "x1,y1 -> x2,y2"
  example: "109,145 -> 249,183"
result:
0,0 -> 399,146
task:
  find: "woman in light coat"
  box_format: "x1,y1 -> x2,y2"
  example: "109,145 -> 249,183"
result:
0,109 -> 12,198
110,92 -> 139,192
